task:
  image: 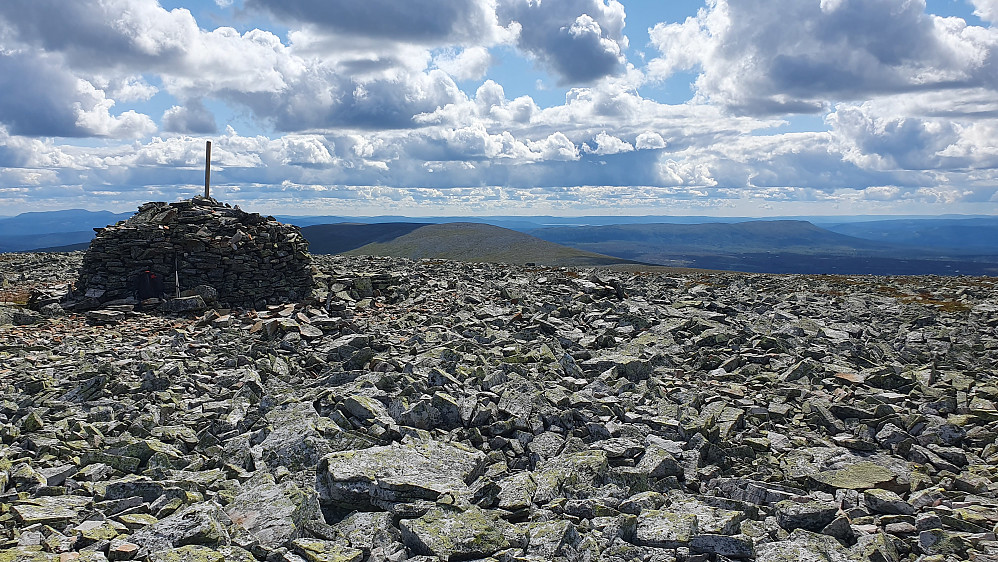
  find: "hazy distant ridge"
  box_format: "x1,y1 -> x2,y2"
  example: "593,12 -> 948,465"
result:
335,222 -> 640,267
530,220 -> 898,254
3,209 -> 996,275
824,218 -> 998,251
0,209 -> 131,252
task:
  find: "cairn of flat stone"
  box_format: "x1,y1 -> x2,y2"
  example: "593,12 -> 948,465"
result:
68,196 -> 313,310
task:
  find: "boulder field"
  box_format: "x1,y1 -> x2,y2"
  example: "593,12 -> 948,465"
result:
1,252 -> 996,561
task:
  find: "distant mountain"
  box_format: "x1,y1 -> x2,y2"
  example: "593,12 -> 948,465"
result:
0,231 -> 96,253
301,223 -> 430,254
332,222 -> 641,267
5,208 -> 996,275
530,220 -> 895,255
30,242 -> 91,252
823,217 -> 998,253
0,209 -> 130,253
529,221 -> 998,275
279,213 -> 995,232
0,209 -> 130,237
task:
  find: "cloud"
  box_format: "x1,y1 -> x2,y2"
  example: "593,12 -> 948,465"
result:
585,131 -> 633,155
527,132 -> 580,161
103,76 -> 158,102
635,132 -> 667,150
0,0 -> 197,70
433,47 -> 493,81
74,80 -> 158,138
827,102 -> 961,170
648,0 -> 998,114
863,185 -> 902,200
0,126 -> 78,168
2,0 -> 997,217
826,97 -> 998,175
0,51 -> 156,138
275,135 -> 336,166
472,80 -> 538,123
497,0 -> 627,84
972,0 -> 998,22
0,52 -> 82,137
0,0 -> 474,132
163,100 -> 218,134
659,159 -> 716,187
2,117 -> 993,216
246,0 -> 503,45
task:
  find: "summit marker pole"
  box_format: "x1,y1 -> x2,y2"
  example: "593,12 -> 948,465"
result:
204,140 -> 212,199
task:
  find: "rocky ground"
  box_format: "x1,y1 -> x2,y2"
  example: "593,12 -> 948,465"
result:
1,251 -> 997,562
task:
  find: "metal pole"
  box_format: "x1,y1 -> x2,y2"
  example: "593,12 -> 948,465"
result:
204,140 -> 212,199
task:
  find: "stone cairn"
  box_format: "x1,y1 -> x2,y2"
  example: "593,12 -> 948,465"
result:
68,197 -> 314,311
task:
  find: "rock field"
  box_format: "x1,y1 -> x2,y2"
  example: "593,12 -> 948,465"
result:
1,251 -> 997,562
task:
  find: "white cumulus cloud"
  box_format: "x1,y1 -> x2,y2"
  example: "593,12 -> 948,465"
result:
497,0 -> 627,84
648,0 -> 998,114
586,131 -> 633,155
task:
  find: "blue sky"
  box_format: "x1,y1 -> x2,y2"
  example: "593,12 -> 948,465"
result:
1,0 -> 997,217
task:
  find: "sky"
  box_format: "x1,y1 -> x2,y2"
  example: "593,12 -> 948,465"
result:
1,0 -> 997,218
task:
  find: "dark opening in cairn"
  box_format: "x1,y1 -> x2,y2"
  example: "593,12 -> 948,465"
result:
67,196 -> 314,312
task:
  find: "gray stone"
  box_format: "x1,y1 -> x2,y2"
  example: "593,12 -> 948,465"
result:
532,450 -> 609,504
774,498 -> 839,532
863,488 -> 914,515
400,505 -> 517,560
634,510 -> 698,548
316,439 -> 485,510
689,533 -> 755,559
162,295 -> 207,313
225,472 -> 318,549
756,529 -> 852,562
130,502 -> 230,557
524,519 -> 580,558
257,402 -> 333,471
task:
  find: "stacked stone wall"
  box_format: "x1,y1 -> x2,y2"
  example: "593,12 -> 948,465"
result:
71,197 -> 313,308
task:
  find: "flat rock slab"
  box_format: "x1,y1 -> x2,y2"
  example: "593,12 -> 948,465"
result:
808,461 -> 898,491
634,510 -> 698,548
756,529 -> 852,562
690,533 -> 755,559
774,498 -> 839,532
864,488 -> 915,515
670,498 -> 747,535
400,505 -> 515,561
290,538 -> 364,562
11,495 -> 93,525
257,402 -> 333,471
524,519 -> 580,558
532,450 -> 609,504
129,503 -> 230,557
147,545 -> 224,562
225,473 -> 317,549
316,439 -> 485,509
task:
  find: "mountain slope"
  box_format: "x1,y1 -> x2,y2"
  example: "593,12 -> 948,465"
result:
0,209 -> 131,252
529,221 -> 998,275
0,209 -> 130,237
339,222 -> 641,266
301,223 -> 430,254
824,218 -> 998,252
530,221 -> 898,255
0,231 -> 96,253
